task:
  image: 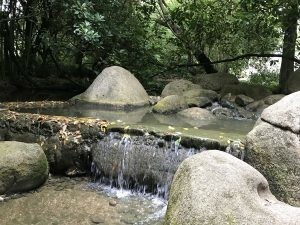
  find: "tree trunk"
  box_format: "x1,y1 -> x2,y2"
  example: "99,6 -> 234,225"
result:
279,4 -> 298,93
194,50 -> 218,73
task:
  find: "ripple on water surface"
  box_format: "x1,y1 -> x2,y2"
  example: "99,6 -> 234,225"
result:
0,177 -> 166,225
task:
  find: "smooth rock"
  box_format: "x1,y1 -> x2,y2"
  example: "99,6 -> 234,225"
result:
161,79 -> 201,97
72,66 -> 149,108
246,93 -> 300,206
245,100 -> 265,112
221,83 -> 272,100
183,88 -> 218,101
235,94 -> 254,107
193,73 -> 239,91
165,150 -> 300,225
109,200 -> 117,207
263,94 -> 285,105
220,93 -> 236,109
152,95 -> 188,114
261,91 -> 300,133
177,107 -> 216,127
212,107 -> 235,119
186,96 -> 212,108
0,141 -> 49,194
177,107 -> 215,120
236,106 -> 255,119
90,216 -> 105,224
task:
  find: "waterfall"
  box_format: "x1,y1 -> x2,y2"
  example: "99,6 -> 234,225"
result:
90,132 -> 206,198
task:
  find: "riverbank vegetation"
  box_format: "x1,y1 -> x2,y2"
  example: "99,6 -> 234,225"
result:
0,0 -> 299,94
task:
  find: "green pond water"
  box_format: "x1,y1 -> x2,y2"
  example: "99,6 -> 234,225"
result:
18,105 -> 255,144
0,177 -> 166,225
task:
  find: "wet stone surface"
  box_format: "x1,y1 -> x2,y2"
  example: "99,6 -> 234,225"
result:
0,176 -> 166,225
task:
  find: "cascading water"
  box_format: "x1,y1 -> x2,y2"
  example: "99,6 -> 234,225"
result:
91,132 -> 206,199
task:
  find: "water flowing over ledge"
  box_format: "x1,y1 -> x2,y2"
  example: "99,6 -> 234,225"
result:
0,102 -> 253,197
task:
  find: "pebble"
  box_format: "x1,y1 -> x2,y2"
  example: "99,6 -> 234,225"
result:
120,218 -> 135,224
109,200 -> 117,207
90,216 -> 105,224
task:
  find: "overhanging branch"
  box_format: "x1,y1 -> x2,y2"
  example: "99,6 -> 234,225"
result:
175,53 -> 300,68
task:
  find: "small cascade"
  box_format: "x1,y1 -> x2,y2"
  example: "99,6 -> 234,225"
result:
91,132 -> 206,198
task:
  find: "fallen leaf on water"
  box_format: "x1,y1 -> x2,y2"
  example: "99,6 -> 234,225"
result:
117,120 -> 122,123
183,128 -> 189,131
168,126 -> 175,130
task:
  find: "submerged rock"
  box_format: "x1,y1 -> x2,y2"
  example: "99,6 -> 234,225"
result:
165,150 -> 300,225
72,66 -> 149,108
177,107 -> 216,127
246,92 -> 300,206
0,141 -> 48,194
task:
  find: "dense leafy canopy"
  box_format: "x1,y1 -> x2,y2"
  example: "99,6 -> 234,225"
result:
0,0 -> 299,93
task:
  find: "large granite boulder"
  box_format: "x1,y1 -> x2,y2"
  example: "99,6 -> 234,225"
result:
193,73 -> 239,91
246,92 -> 300,206
221,83 -> 272,100
165,150 -> 300,225
152,95 -> 188,114
261,91 -> 300,133
0,141 -> 49,194
287,68 -> 300,93
72,66 -> 149,108
161,79 -> 201,97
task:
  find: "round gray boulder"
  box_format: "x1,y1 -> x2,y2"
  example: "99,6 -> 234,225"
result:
72,66 -> 149,108
0,141 -> 49,194
165,150 -> 300,225
246,92 -> 300,206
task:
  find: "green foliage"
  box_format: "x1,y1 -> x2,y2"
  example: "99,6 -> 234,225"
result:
248,72 -> 279,90
163,0 -> 282,74
0,0 -> 298,94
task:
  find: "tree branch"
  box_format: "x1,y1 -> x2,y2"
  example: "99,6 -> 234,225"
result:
174,53 -> 300,68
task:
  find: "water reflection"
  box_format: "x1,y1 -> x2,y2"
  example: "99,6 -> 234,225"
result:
18,105 -> 255,135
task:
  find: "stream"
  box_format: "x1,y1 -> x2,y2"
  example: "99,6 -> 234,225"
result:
1,104 -> 256,225
0,176 -> 166,225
